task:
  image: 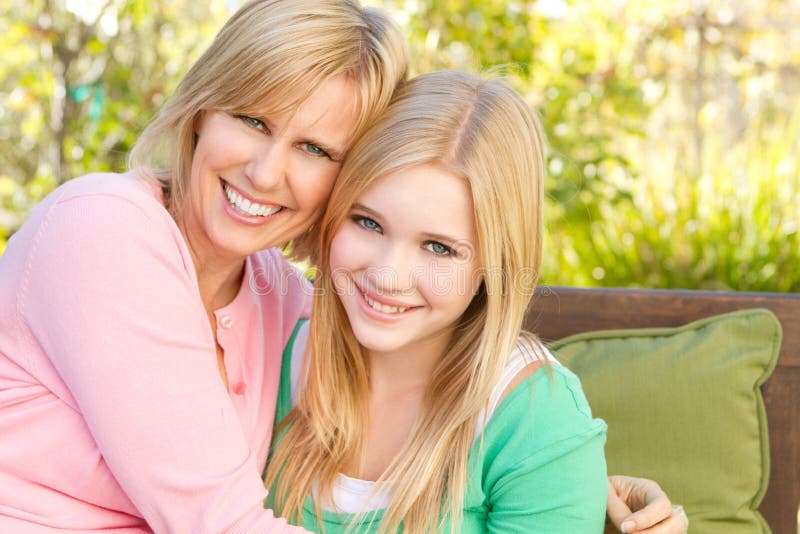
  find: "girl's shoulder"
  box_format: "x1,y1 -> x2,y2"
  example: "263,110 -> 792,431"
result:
480,337 -> 606,450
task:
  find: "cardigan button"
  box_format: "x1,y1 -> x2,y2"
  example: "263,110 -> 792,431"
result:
232,382 -> 247,395
219,315 -> 234,329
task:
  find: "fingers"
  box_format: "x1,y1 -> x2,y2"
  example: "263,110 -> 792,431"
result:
606,479 -> 634,531
629,507 -> 688,534
606,475 -> 676,533
620,492 -> 673,532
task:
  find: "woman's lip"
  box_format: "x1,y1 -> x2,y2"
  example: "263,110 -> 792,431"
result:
220,178 -> 282,209
219,181 -> 282,227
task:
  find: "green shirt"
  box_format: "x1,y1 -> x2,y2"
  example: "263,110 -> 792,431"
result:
266,321 -> 608,533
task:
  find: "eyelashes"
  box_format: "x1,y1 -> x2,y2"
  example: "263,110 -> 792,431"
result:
352,215 -> 382,233
350,215 -> 457,257
423,241 -> 455,256
234,114 -> 334,160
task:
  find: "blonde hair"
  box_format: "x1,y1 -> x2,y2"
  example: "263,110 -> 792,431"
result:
265,70 -> 547,533
128,0 -> 408,261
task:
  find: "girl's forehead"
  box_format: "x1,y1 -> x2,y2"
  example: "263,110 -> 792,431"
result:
357,164 -> 477,239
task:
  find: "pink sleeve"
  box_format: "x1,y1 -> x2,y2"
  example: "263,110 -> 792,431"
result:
17,193 -> 308,533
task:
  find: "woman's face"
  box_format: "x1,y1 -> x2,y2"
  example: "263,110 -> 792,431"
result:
330,164 -> 483,359
184,75 -> 360,264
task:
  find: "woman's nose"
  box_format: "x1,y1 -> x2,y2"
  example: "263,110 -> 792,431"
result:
245,140 -> 288,191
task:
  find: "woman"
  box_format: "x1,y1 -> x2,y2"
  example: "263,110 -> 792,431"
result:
0,0 -> 681,532
264,70 -> 681,533
0,1 -> 406,531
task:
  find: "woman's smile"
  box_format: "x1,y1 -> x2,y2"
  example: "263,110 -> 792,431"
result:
219,179 -> 284,227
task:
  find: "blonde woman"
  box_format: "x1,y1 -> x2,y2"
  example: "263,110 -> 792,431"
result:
265,70 -> 607,532
0,1 -> 406,531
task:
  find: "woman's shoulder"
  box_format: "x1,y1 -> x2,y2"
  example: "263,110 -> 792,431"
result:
53,170 -> 166,214
6,170 -> 178,265
13,170 -> 174,248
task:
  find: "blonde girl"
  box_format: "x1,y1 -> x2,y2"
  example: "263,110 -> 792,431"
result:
265,70 -> 608,533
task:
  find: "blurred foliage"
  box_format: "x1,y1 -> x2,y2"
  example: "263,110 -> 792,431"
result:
0,0 -> 227,252
1,0 -> 798,291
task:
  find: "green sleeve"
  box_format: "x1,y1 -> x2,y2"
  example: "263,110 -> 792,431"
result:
274,318 -> 308,426
482,366 -> 608,533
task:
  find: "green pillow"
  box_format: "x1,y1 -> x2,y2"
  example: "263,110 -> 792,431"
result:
549,308 -> 781,534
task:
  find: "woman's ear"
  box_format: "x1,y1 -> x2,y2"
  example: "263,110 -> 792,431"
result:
193,110 -> 208,135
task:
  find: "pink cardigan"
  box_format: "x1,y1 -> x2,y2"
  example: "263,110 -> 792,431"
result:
0,172 -> 311,533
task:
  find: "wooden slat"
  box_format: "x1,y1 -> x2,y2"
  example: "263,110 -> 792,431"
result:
524,286 -> 800,534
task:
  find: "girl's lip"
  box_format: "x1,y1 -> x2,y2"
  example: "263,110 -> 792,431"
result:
355,285 -> 421,321
356,282 -> 419,309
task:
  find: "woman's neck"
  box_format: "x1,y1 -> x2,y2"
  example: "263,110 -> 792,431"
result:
195,259 -> 245,314
176,214 -> 245,314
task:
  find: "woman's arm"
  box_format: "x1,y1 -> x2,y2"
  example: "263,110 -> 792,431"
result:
606,476 -> 688,533
18,191 -> 306,533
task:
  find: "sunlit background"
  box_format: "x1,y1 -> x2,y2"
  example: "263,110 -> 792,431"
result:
2,0 -> 798,291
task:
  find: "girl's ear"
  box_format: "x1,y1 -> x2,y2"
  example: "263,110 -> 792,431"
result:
474,280 -> 485,297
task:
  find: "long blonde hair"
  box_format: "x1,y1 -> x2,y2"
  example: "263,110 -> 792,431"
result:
128,0 -> 408,261
265,70 -> 547,533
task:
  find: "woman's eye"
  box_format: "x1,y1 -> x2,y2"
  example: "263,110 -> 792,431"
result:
301,142 -> 330,159
424,241 -> 455,256
353,215 -> 382,233
236,115 -> 268,132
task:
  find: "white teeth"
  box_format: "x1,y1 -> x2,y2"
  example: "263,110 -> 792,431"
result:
364,293 -> 407,314
223,183 -> 281,217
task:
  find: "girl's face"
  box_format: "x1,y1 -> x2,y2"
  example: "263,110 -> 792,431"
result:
184,75 -> 360,264
330,164 -> 483,359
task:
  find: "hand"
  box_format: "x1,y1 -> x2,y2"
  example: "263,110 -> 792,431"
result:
605,475 -> 689,533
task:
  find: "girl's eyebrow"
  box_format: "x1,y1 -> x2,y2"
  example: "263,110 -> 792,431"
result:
420,231 -> 464,244
351,203 -> 382,218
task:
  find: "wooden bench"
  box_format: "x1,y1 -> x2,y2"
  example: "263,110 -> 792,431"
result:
524,286 -> 800,534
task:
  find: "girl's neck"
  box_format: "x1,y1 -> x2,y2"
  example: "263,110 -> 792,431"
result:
344,334 -> 452,481
366,332 -> 451,395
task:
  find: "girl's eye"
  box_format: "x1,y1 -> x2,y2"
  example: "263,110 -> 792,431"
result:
424,241 -> 455,256
352,215 -> 382,233
236,115 -> 268,133
301,142 -> 331,160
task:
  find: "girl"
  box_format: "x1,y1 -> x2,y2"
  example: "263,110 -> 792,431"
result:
265,70 -> 609,533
